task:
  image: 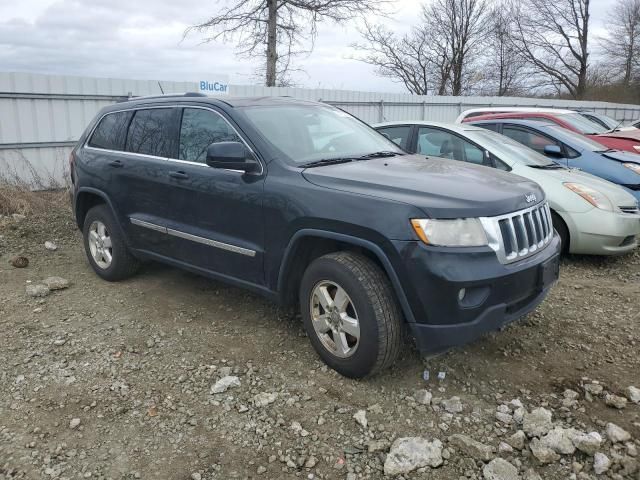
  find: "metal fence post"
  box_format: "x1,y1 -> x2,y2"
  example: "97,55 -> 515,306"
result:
379,100 -> 385,122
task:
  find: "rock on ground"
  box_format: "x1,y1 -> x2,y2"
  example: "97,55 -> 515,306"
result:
441,396 -> 463,413
523,407 -> 553,437
482,458 -> 520,480
593,452 -> 611,475
414,389 -> 432,405
449,433 -> 494,461
626,386 -> 640,404
384,437 -> 443,476
529,438 -> 560,464
606,422 -> 631,443
44,241 -> 58,251
605,393 -> 627,409
539,427 -> 579,455
253,392 -> 277,407
43,276 -> 70,290
507,431 -> 527,450
572,432 -> 602,455
210,375 -> 240,394
26,284 -> 49,297
353,409 -> 367,429
69,418 -> 81,429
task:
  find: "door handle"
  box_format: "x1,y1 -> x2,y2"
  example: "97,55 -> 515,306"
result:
169,171 -> 189,180
108,160 -> 123,168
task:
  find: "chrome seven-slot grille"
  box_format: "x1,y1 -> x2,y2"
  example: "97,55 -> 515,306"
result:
480,202 -> 554,264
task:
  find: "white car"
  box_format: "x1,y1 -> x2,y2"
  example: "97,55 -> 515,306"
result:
374,121 -> 640,255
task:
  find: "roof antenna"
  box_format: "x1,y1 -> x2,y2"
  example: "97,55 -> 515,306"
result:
157,81 -> 165,94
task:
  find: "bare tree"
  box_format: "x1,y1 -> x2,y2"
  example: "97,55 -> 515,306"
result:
185,0 -> 389,87
600,0 -> 640,88
354,0 -> 488,96
509,0 -> 590,99
479,3 -> 526,96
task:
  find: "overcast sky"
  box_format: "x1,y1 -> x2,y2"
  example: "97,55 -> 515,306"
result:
0,0 -> 610,93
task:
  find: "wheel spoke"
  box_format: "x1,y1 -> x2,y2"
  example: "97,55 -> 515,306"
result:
312,314 -> 331,334
333,330 -> 350,356
340,314 -> 360,339
89,231 -> 100,244
103,249 -> 113,264
102,236 -> 112,249
97,223 -> 106,237
333,287 -> 350,313
316,286 -> 334,311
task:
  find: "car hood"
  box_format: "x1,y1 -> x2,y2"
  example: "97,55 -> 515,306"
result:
600,150 -> 640,164
302,155 -> 545,218
599,130 -> 640,141
540,167 -> 639,207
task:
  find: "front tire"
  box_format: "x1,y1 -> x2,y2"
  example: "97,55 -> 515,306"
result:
83,204 -> 140,281
299,252 -> 402,378
551,211 -> 569,254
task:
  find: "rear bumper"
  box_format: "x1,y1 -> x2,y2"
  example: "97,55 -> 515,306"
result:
392,234 -> 561,353
560,209 -> 640,255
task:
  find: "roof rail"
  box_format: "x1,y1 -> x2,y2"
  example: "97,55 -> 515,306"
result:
121,92 -> 208,102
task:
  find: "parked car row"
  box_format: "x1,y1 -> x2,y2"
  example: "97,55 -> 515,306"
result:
374,120 -> 640,255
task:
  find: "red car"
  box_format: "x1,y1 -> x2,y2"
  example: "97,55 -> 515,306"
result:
463,111 -> 640,153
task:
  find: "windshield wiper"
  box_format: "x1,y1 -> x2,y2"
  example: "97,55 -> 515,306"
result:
357,151 -> 403,159
300,158 -> 357,168
300,151 -> 402,168
529,164 -> 564,170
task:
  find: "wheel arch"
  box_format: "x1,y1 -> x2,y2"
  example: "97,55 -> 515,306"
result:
75,187 -> 118,230
276,229 -> 416,324
550,208 -> 571,253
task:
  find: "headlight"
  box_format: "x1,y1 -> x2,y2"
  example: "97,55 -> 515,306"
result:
563,182 -> 614,211
411,218 -> 488,247
623,162 -> 640,175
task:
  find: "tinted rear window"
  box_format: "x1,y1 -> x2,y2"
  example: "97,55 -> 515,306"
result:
126,108 -> 177,158
88,111 -> 132,151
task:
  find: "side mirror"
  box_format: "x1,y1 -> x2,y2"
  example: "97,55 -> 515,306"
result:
206,142 -> 259,173
543,145 -> 563,157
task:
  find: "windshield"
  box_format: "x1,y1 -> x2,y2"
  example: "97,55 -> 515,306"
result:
545,125 -> 610,152
465,129 -> 558,167
559,113 -> 608,134
240,104 -> 403,164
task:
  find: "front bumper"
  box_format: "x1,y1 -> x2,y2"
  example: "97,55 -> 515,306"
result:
559,208 -> 640,255
392,234 -> 561,353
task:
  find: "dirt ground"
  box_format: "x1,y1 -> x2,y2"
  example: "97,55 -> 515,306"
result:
1,200 -> 639,480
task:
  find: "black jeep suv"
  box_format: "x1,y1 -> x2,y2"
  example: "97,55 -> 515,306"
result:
70,94 -> 560,378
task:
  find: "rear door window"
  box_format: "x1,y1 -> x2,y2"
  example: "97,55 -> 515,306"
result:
126,108 -> 178,158
179,108 -> 241,163
377,126 -> 411,150
88,111 -> 133,151
502,126 -> 560,155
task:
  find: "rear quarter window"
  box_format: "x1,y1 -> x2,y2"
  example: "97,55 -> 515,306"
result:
87,111 -> 133,151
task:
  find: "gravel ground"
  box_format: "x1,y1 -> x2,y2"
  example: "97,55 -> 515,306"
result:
1,202 -> 639,480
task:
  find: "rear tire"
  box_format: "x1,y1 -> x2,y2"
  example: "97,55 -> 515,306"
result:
551,211 -> 570,254
299,252 -> 403,378
83,204 -> 140,281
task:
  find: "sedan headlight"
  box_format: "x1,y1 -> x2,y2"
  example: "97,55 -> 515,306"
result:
623,162 -> 640,175
563,182 -> 614,211
411,218 -> 488,247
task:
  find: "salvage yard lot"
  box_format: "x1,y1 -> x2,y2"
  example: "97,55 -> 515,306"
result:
1,200 -> 639,479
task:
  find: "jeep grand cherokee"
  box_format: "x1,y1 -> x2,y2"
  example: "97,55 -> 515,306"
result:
70,94 -> 560,378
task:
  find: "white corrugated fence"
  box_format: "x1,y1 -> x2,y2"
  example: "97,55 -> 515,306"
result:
2,71 -> 640,188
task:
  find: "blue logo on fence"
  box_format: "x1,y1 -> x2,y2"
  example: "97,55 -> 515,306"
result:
199,80 -> 228,94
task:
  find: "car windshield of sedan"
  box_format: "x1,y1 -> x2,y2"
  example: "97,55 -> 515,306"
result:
466,129 -> 558,167
240,105 -> 404,164
545,125 -> 609,152
558,113 -> 608,135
